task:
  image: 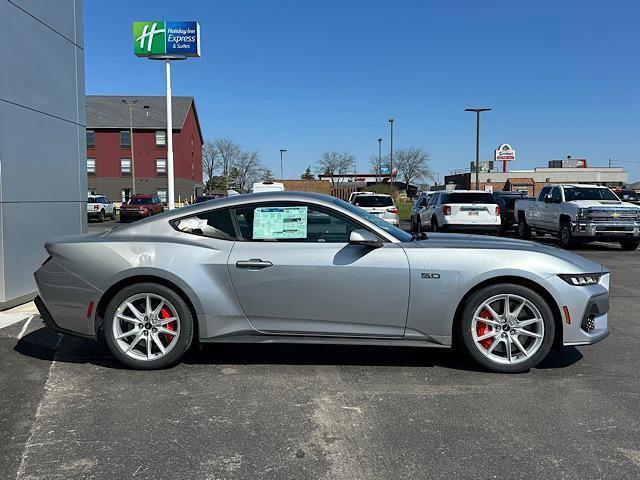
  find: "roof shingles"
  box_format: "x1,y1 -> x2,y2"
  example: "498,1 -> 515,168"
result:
86,95 -> 193,130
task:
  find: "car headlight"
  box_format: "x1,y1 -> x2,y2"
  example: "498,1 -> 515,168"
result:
576,208 -> 590,220
558,273 -> 603,286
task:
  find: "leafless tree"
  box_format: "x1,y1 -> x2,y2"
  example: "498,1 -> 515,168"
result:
231,150 -> 264,193
212,138 -> 242,189
316,151 -> 356,188
393,147 -> 434,192
202,141 -> 219,183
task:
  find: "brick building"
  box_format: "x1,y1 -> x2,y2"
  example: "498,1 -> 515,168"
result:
86,95 -> 203,204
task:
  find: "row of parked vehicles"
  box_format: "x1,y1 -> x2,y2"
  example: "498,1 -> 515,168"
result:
411,184 -> 640,250
87,194 -> 165,223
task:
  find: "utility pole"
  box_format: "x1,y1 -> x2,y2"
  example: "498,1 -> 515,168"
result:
388,118 -> 394,188
377,138 -> 382,184
465,108 -> 492,190
280,149 -> 287,180
122,99 -> 137,196
609,158 -> 612,168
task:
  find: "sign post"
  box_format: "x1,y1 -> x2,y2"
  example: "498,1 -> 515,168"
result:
495,143 -> 516,173
133,21 -> 200,209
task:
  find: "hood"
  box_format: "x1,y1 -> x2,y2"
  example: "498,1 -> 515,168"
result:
568,200 -> 640,209
412,233 -> 605,273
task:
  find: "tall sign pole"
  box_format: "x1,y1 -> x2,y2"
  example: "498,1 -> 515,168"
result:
134,21 -> 201,209
465,108 -> 492,190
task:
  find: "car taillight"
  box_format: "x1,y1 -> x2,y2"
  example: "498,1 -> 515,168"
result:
386,207 -> 398,214
94,205 -> 99,211
495,206 -> 501,216
443,205 -> 451,216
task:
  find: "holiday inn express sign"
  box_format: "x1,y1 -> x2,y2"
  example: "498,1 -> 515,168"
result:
133,21 -> 201,57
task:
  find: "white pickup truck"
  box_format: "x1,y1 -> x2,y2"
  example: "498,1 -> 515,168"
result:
87,195 -> 116,223
515,184 -> 640,250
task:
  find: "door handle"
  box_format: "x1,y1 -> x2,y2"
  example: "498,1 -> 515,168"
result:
235,259 -> 273,269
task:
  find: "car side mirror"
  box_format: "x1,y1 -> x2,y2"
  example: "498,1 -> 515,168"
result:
544,194 -> 552,203
349,229 -> 383,248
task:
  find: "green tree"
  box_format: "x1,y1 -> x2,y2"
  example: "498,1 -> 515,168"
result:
262,169 -> 276,182
300,166 -> 315,180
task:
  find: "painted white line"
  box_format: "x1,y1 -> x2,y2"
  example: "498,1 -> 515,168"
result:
0,313 -> 31,330
17,315 -> 35,339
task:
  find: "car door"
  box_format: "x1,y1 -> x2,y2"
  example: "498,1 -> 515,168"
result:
421,193 -> 438,225
227,201 -> 410,337
531,186 -> 551,228
541,187 -> 562,229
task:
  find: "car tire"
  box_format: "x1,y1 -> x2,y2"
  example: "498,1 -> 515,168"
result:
459,283 -> 555,373
517,217 -> 531,239
431,217 -> 439,232
98,210 -> 105,223
103,282 -> 195,370
411,215 -> 418,233
620,239 -> 640,251
559,221 -> 574,249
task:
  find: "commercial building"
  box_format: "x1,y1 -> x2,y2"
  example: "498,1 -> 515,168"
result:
86,95 -> 204,204
0,0 -> 86,309
444,166 -> 628,197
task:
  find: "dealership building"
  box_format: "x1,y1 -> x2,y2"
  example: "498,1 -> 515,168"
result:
86,95 -> 204,204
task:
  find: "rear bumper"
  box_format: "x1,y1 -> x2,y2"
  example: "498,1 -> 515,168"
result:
441,223 -> 500,233
87,211 -> 103,219
35,295 -> 94,339
120,210 -> 148,220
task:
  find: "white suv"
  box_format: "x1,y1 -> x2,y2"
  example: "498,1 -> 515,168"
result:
87,195 -> 116,223
352,194 -> 400,226
420,190 -> 500,233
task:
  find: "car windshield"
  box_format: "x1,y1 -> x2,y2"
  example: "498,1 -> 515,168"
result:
563,187 -> 619,202
445,193 -> 495,204
334,199 -> 412,242
354,195 -> 394,207
616,190 -> 638,201
130,197 -> 154,205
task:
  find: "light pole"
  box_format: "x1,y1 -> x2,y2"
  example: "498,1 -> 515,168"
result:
122,99 -> 137,196
388,118 -> 394,187
465,107 -> 492,190
280,149 -> 287,180
377,138 -> 382,184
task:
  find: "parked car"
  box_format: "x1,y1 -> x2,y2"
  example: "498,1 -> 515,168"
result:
352,193 -> 399,226
515,184 -> 640,250
493,191 -> 532,233
410,192 -> 435,232
34,191 -> 609,373
252,181 -> 285,193
420,190 -> 501,233
612,188 -> 640,205
87,195 -> 116,223
194,193 -> 225,204
119,194 -> 164,222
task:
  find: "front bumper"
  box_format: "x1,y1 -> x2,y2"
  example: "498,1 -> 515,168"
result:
572,221 -> 640,239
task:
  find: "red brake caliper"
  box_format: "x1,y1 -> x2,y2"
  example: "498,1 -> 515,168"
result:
160,307 -> 175,343
476,309 -> 494,349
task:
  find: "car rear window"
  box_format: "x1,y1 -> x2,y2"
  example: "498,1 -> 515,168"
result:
354,195 -> 394,207
445,193 -> 495,204
130,197 -> 154,205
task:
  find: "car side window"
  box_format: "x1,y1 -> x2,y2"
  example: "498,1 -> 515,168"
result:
538,186 -> 551,201
551,187 -> 562,202
173,208 -> 237,241
428,194 -> 438,206
233,204 -> 363,243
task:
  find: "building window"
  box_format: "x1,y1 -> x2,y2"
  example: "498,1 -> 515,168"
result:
87,159 -> 96,176
120,158 -> 131,176
155,130 -> 166,147
122,188 -> 131,203
86,130 -> 95,148
157,189 -> 167,205
120,130 -> 131,147
156,159 -> 167,176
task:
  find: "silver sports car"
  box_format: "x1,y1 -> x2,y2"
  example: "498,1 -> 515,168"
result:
34,192 -> 609,372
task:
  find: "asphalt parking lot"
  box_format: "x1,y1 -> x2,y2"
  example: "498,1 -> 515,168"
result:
1,224 -> 639,479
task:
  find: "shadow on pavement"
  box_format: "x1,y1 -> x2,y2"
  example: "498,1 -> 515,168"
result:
14,327 -> 583,373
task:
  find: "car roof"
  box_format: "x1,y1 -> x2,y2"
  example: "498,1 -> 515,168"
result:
440,190 -> 492,194
132,194 -> 155,198
553,184 -> 609,189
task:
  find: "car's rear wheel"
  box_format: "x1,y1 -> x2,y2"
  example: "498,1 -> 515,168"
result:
459,284 -> 555,373
620,239 -> 640,251
103,283 -> 194,369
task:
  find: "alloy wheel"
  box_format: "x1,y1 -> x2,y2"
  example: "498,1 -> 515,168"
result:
112,293 -> 181,361
471,294 -> 545,365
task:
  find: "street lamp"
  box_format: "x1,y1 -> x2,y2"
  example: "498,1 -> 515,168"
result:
377,138 -> 383,184
465,107 -> 492,190
388,118 -> 394,187
280,149 -> 287,180
122,99 -> 137,196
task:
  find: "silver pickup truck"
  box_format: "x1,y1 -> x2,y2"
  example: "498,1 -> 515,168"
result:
515,184 -> 640,250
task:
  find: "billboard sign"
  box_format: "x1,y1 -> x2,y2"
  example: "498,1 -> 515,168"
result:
495,143 -> 516,161
380,164 -> 390,175
134,21 -> 201,57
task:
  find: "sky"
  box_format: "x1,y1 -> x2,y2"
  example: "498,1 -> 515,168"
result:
84,0 -> 640,182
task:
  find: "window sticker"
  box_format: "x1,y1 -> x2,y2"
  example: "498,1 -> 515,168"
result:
253,206 -> 308,239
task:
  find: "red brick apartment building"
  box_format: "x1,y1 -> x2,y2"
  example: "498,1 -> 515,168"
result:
86,96 -> 204,204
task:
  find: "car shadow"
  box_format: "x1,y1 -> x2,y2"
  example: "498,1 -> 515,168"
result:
14,326 -> 583,373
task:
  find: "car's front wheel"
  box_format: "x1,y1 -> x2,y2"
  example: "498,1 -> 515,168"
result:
103,283 -> 194,369
459,284 -> 555,373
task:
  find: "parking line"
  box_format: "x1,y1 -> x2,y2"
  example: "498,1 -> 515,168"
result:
0,314 -> 31,330
17,315 -> 35,339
